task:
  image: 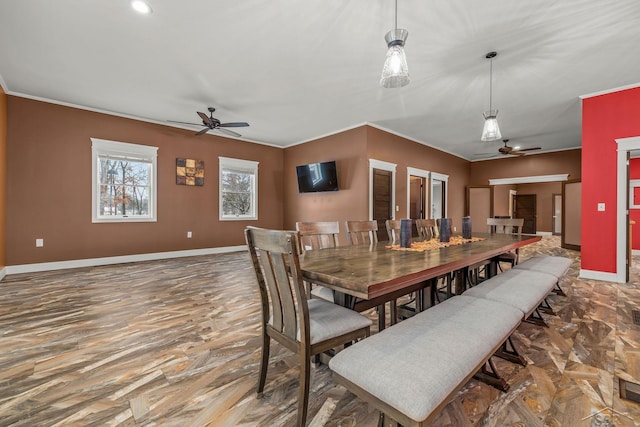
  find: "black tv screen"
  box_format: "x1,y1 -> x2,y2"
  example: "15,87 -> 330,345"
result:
296,161 -> 339,193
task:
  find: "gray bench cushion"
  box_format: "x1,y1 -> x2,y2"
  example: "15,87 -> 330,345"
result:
464,269 -> 556,317
329,295 -> 522,423
513,256 -> 572,279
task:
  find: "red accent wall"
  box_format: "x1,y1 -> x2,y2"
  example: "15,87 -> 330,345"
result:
582,86 -> 640,273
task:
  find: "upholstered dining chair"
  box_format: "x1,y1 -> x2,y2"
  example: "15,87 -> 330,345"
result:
245,226 -> 372,427
345,220 -> 378,245
296,221 -> 340,302
385,219 -> 403,243
415,219 -> 437,241
487,218 -> 524,269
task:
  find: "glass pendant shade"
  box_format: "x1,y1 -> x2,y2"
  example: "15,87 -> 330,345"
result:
380,29 -> 410,88
481,110 -> 502,142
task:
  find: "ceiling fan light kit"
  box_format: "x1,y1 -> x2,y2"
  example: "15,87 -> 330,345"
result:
480,51 -> 502,142
380,0 -> 410,88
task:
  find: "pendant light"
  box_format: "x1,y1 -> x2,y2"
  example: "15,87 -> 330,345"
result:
380,0 -> 410,88
481,51 -> 502,141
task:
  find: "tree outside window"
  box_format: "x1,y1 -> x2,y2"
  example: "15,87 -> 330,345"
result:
92,138 -> 158,223
219,157 -> 258,220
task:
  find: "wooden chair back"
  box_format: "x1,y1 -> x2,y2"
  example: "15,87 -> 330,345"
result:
385,219 -> 403,243
345,220 -> 378,245
245,227 -> 309,347
296,221 -> 340,252
487,218 -> 524,235
415,219 -> 437,240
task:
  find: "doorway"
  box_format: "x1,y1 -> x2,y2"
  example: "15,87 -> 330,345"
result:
373,168 -> 393,242
552,193 -> 562,235
514,194 -> 537,234
431,177 -> 446,219
409,175 -> 426,236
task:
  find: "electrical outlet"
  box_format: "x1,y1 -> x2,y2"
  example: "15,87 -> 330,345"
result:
35,238 -> 44,247
453,226 -> 457,232
597,203 -> 605,212
396,205 -> 400,212
187,231 -> 192,238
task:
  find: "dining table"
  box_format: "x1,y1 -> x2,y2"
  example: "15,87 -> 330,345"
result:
300,232 -> 542,329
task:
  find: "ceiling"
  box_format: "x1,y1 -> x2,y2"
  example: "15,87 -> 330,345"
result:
1,1 -> 638,160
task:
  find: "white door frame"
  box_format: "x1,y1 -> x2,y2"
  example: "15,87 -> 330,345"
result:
616,136 -> 640,282
430,172 -> 449,218
406,167 -> 430,219
369,159 -> 397,221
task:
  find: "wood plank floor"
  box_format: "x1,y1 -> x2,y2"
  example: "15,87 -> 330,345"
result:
1,237 -> 639,426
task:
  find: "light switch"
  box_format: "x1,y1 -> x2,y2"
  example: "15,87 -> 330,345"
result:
597,203 -> 605,212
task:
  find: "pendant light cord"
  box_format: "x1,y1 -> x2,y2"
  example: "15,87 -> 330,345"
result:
489,57 -> 493,112
394,0 -> 398,30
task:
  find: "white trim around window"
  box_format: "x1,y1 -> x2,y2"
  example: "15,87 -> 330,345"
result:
91,138 -> 158,223
219,156 -> 259,221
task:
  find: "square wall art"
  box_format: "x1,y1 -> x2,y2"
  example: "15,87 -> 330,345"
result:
176,158 -> 205,186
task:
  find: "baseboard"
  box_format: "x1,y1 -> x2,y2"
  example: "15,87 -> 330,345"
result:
5,246 -> 247,275
579,269 -> 621,283
633,249 -> 640,256
0,267 -> 6,282
536,231 -> 553,236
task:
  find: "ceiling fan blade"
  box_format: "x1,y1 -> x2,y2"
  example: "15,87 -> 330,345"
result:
219,122 -> 249,128
195,127 -> 210,136
510,151 -> 526,156
167,120 -> 203,126
517,147 -> 542,152
197,111 -> 213,126
217,127 -> 242,137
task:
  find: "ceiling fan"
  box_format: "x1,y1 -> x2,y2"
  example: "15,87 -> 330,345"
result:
476,139 -> 541,157
169,107 -> 249,137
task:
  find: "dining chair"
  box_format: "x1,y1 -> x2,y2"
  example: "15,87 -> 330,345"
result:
385,219 -> 403,243
245,226 -> 372,427
415,219 -> 437,240
345,220 -> 378,245
296,221 -> 340,302
488,218 -> 524,269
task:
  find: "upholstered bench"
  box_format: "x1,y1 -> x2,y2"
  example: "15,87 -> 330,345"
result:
513,255 -> 572,296
329,295 -> 523,426
464,268 -> 557,327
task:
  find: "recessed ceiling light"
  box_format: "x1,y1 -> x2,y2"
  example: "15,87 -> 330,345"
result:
131,0 -> 152,14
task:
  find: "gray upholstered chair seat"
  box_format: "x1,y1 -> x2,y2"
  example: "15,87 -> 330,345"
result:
513,256 -> 572,279
306,299 -> 372,344
329,295 -> 522,423
463,269 -> 556,317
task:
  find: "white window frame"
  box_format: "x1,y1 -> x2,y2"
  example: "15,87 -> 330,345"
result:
219,156 -> 259,221
91,138 -> 158,223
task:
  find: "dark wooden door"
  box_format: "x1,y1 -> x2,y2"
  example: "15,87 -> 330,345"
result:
514,194 -> 536,234
409,176 -> 426,237
373,168 -> 392,242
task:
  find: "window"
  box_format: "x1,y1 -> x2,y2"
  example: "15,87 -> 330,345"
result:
91,138 -> 158,223
219,157 -> 259,220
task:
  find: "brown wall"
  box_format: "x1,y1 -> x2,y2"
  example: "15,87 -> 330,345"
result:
366,126 -> 470,231
469,149 -> 582,184
515,182 -> 562,233
6,97 -> 283,265
493,184 -> 516,217
0,86 -> 6,269
283,127 -> 368,245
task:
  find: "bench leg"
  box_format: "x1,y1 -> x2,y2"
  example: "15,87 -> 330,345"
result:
378,412 -> 400,427
474,358 -> 510,392
525,308 -> 549,328
538,297 -> 555,315
553,281 -> 567,297
494,336 -> 527,366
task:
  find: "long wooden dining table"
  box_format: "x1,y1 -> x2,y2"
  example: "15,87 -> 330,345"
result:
300,233 -> 542,327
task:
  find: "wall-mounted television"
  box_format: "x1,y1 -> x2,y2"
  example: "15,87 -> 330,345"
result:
296,161 -> 339,193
